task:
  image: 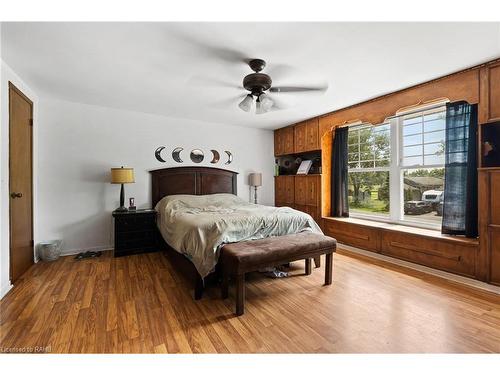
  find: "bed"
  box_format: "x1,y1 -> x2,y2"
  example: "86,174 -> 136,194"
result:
150,166 -> 322,298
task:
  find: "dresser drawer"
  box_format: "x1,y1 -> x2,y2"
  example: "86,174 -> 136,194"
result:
324,220 -> 379,252
115,214 -> 156,233
115,230 -> 158,251
380,231 -> 476,277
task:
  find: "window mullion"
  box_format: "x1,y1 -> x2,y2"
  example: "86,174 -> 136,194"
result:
389,118 -> 400,222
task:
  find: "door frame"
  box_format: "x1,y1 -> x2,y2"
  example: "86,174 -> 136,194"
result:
8,81 -> 34,283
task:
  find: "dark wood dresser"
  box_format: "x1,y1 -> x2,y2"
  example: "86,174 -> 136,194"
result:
112,209 -> 159,257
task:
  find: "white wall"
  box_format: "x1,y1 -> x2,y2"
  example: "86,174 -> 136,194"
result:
0,60 -> 39,299
37,98 -> 275,255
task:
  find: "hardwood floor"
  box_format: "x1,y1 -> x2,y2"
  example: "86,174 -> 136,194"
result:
1,248 -> 499,353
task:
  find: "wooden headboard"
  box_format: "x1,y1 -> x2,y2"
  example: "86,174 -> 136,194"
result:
150,167 -> 238,207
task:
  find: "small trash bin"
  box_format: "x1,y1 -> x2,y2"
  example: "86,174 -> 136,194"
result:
38,240 -> 62,262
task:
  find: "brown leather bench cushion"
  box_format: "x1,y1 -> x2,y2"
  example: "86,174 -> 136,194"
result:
220,232 -> 336,274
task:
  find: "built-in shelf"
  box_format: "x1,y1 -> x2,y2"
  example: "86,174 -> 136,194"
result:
481,121 -> 500,168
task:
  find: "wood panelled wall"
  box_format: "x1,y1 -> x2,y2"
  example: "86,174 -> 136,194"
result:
274,58 -> 500,284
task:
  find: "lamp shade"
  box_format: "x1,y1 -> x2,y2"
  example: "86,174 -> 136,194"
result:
111,167 -> 135,184
238,94 -> 253,112
249,173 -> 262,187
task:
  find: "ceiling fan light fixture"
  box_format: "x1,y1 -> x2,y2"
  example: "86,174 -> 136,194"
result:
255,98 -> 264,115
238,94 -> 254,112
259,93 -> 273,111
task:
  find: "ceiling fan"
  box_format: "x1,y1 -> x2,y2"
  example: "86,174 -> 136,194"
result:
237,58 -> 328,114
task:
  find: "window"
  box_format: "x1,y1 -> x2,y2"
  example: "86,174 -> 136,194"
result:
348,124 -> 391,218
347,104 -> 447,229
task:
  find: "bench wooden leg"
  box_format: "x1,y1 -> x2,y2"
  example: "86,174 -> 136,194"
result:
305,258 -> 312,275
236,274 -> 245,316
325,252 -> 333,285
314,256 -> 321,268
221,273 -> 229,299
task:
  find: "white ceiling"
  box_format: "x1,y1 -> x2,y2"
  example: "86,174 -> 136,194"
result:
2,22 -> 499,129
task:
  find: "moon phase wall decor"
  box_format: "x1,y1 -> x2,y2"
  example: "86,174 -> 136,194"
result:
190,149 -> 204,163
224,150 -> 233,165
210,150 -> 220,164
172,147 -> 184,163
154,146 -> 167,162
155,146 -> 233,165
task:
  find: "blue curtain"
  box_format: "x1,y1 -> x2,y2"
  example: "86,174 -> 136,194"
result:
442,101 -> 478,237
331,127 -> 349,217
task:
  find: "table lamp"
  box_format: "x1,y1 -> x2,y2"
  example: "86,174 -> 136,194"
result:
111,166 -> 135,211
249,173 -> 262,204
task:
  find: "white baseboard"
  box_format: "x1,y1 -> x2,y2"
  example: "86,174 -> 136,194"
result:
338,243 -> 500,295
0,283 -> 13,300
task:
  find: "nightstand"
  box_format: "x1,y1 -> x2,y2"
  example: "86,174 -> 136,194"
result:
112,209 -> 159,257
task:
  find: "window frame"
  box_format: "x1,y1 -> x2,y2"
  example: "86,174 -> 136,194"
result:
347,102 -> 447,231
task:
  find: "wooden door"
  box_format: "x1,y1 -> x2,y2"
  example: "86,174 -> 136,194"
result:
305,118 -> 319,151
305,175 -> 321,206
9,83 -> 34,283
294,122 -> 307,153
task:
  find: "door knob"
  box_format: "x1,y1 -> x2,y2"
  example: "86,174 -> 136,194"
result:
10,192 -> 22,198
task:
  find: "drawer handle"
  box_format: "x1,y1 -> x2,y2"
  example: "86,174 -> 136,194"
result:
389,241 -> 461,261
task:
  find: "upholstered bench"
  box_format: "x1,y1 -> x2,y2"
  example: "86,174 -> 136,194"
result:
219,232 -> 337,315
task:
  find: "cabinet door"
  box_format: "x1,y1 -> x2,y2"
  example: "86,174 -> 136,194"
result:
294,176 -> 307,205
489,227 -> 500,285
490,171 -> 500,225
294,122 -> 307,153
274,130 -> 283,156
305,118 -> 319,151
283,127 -> 294,155
274,176 -> 287,204
479,62 -> 500,123
285,176 -> 295,204
305,175 -> 321,206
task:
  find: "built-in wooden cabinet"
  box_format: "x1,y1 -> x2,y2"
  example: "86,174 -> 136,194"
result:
479,168 -> 500,286
294,122 -> 307,153
275,117 -> 320,156
275,175 -> 322,227
294,176 -> 307,205
274,127 -> 294,156
275,175 -> 295,206
294,118 -> 320,153
479,61 -> 500,124
380,231 -> 476,278
323,217 -> 478,279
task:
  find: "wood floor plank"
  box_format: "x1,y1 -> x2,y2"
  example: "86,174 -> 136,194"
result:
1,248 -> 499,353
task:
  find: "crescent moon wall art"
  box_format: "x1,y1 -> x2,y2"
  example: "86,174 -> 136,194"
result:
172,147 -> 184,163
224,150 -> 233,165
154,146 -> 166,162
210,150 -> 220,164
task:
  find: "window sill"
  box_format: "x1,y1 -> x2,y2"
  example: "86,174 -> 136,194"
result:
323,216 -> 479,247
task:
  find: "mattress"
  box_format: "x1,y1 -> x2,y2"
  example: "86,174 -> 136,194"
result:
155,193 -> 322,277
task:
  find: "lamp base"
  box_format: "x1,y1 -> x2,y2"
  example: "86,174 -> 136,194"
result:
115,206 -> 128,212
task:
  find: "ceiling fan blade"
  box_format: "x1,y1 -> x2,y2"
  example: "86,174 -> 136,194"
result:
210,94 -> 247,110
168,29 -> 249,64
267,94 -> 288,110
187,75 -> 239,88
270,85 -> 328,94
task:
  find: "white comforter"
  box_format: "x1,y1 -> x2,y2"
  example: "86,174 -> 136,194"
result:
155,193 -> 322,277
